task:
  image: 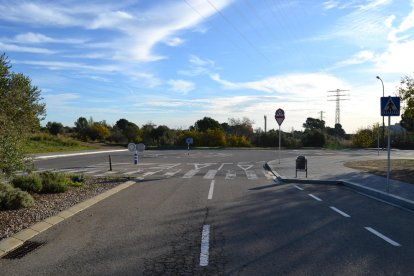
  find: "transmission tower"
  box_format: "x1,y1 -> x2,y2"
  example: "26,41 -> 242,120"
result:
327,89 -> 350,125
319,111 -> 325,121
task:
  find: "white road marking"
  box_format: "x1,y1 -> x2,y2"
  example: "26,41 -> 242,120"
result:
225,170 -> 236,180
189,163 -> 217,170
218,163 -> 233,171
330,206 -> 351,218
308,194 -> 322,201
364,227 -> 401,247
263,170 -> 274,180
294,185 -> 304,191
245,170 -> 258,180
94,171 -> 117,177
208,180 -> 215,200
199,225 -> 211,266
85,169 -> 104,174
183,169 -> 199,178
123,169 -> 142,175
237,164 -> 254,171
34,149 -> 127,160
204,170 -> 218,179
142,170 -> 163,177
163,169 -> 181,178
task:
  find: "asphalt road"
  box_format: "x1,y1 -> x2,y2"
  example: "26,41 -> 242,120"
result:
2,149 -> 414,275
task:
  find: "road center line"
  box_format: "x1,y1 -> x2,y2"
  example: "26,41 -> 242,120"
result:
330,206 -> 351,218
199,225 -> 211,266
208,180 -> 215,200
294,185 -> 304,191
308,194 -> 322,202
364,227 -> 401,247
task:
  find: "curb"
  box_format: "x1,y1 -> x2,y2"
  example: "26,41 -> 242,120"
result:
0,180 -> 136,258
264,162 -> 414,212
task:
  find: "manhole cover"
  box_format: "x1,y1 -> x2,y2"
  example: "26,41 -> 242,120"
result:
2,241 -> 44,259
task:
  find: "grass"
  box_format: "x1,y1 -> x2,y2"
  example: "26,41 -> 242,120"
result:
344,159 -> 414,184
24,133 -> 99,154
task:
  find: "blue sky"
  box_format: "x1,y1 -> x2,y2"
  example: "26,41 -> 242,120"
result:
1,0 -> 413,133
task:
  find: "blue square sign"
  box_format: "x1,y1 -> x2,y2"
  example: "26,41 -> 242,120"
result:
381,96 -> 400,116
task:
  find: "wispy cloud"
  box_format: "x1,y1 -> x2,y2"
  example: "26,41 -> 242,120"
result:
210,72 -> 347,97
0,42 -> 56,54
168,79 -> 195,94
12,32 -> 86,44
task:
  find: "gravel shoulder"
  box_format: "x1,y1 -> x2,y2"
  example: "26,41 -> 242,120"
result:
0,177 -> 131,241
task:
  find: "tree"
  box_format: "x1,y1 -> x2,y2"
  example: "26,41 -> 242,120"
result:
398,74 -> 414,131
194,117 -> 222,132
89,122 -> 110,141
301,129 -> 325,147
352,128 -> 375,148
152,125 -> 170,146
46,121 -> 64,135
74,117 -> 89,141
227,117 -> 254,138
0,54 -> 46,175
303,117 -> 325,131
115,118 -> 140,142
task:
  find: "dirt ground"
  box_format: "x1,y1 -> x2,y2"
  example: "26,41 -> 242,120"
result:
344,159 -> 414,185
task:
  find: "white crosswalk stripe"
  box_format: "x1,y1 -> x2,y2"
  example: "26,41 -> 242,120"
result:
123,169 -> 142,175
203,170 -> 218,179
164,169 -> 181,178
183,169 -> 199,178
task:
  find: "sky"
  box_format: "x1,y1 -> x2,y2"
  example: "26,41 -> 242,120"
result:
1,0 -> 413,134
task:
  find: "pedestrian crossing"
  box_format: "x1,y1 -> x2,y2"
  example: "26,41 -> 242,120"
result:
34,162 -> 276,182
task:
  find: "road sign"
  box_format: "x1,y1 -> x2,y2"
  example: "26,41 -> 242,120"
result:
186,137 -> 193,144
275,108 -> 285,126
136,143 -> 146,152
381,96 -> 400,116
127,143 -> 136,152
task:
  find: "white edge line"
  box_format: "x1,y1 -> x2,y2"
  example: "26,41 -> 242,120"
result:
329,206 -> 351,218
364,227 -> 401,247
208,180 -> 215,200
35,149 -> 127,160
308,194 -> 322,201
200,225 -> 210,266
294,185 -> 304,191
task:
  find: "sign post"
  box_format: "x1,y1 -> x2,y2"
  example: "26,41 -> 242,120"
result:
186,137 -> 193,155
274,108 -> 285,164
380,96 -> 400,193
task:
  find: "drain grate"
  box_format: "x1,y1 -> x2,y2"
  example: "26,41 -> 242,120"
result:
2,241 -> 45,259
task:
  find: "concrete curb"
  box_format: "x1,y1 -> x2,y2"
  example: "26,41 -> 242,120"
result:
264,162 -> 414,212
0,180 -> 136,258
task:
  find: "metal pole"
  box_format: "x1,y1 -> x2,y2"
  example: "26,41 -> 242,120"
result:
377,128 -> 379,156
376,76 -> 385,150
278,125 -> 281,164
386,115 -> 391,193
109,155 -> 112,171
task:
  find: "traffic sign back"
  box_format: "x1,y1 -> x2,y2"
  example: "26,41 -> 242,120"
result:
275,108 -> 285,126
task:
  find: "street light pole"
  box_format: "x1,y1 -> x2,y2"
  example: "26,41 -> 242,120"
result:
376,76 -> 385,150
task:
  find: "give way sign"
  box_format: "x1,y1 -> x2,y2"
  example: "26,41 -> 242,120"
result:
275,108 -> 285,126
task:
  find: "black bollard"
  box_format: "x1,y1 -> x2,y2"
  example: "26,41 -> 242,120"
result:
109,155 -> 112,171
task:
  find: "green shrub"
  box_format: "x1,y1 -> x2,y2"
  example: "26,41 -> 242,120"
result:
68,173 -> 86,187
0,182 -> 34,210
12,174 -> 43,193
39,172 -> 69,193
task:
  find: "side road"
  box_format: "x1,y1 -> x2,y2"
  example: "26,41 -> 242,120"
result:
265,155 -> 414,212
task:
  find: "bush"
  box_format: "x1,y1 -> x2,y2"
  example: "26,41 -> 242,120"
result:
12,174 -> 43,193
39,172 -> 69,193
0,182 -> 34,210
302,130 -> 326,147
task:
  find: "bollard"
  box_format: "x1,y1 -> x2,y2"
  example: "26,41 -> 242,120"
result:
134,152 -> 138,165
109,155 -> 112,171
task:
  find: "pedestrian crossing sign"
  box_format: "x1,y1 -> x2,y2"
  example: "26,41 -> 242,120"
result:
381,96 -> 400,116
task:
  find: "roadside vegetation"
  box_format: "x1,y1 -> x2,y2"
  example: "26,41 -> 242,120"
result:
344,159 -> 414,185
0,172 -> 87,210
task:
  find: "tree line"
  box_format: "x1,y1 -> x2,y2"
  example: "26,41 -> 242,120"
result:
2,51 -> 414,177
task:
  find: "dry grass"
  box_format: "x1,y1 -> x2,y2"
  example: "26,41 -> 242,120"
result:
344,159 -> 414,184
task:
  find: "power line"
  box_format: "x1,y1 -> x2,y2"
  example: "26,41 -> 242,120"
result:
205,0 -> 271,62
